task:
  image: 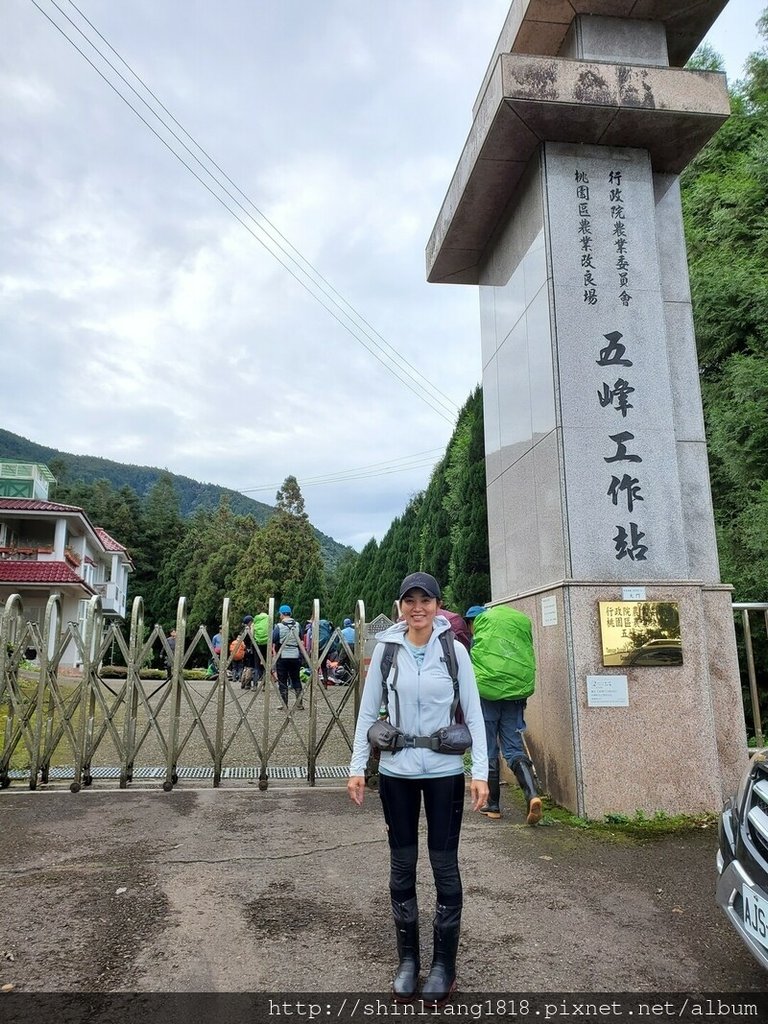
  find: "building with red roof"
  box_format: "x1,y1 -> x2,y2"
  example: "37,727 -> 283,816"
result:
0,462 -> 134,667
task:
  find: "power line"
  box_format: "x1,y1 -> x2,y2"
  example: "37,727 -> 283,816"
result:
30,0 -> 451,425
241,447 -> 445,492
243,459 -> 440,493
62,0 -> 460,418
31,0 -> 460,425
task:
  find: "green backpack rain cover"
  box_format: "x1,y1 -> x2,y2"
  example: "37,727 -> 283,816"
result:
471,605 -> 536,701
252,612 -> 270,645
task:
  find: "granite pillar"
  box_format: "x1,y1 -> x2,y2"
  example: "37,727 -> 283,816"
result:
427,0 -> 746,817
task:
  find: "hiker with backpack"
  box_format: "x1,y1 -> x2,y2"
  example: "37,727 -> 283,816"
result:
436,603 -> 471,651
465,604 -> 542,825
317,617 -> 336,685
240,615 -> 256,689
251,608 -> 270,683
347,572 -> 488,1005
272,604 -> 304,709
335,617 -> 356,685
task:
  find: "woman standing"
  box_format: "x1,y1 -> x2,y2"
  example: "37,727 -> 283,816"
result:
347,572 -> 488,1003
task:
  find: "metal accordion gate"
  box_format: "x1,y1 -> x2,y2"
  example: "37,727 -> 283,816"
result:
0,594 -> 366,792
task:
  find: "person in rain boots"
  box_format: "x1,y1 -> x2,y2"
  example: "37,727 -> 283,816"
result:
465,605 -> 543,826
347,573 -> 488,1005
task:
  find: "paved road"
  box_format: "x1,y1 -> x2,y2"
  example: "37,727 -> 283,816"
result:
0,782 -> 765,998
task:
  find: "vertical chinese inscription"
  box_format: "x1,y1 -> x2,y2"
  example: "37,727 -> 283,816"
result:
569,157 -> 652,566
575,170 -> 598,305
609,170 -> 632,307
595,330 -> 648,562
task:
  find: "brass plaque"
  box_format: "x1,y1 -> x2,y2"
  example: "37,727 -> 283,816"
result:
598,601 -> 682,667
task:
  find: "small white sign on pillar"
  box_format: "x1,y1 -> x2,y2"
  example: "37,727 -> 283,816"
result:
587,674 -> 629,707
541,595 -> 558,626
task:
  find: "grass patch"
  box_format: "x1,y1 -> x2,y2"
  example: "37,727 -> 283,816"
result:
536,796 -> 718,840
1,676 -> 83,772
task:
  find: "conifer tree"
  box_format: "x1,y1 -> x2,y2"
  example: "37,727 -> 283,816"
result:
232,476 -> 324,613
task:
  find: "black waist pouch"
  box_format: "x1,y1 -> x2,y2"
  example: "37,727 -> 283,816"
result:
367,719 -> 403,753
431,722 -> 472,755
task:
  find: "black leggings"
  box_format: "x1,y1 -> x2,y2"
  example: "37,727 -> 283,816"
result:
378,773 -> 465,908
276,658 -> 302,704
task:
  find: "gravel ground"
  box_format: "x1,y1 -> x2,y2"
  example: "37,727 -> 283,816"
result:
5,673 -> 358,781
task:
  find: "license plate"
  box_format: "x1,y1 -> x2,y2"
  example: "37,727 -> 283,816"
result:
742,885 -> 768,950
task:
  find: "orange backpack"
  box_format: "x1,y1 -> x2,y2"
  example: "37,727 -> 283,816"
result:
229,638 -> 245,661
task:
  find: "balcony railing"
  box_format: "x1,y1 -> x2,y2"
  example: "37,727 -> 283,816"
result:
94,581 -> 126,616
0,546 -> 54,561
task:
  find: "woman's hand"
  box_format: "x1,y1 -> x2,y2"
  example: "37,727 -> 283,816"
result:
347,775 -> 366,806
470,779 -> 489,812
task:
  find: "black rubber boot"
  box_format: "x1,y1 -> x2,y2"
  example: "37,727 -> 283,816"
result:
391,897 -> 420,1001
480,758 -> 501,819
513,757 -> 542,825
421,903 -> 460,1005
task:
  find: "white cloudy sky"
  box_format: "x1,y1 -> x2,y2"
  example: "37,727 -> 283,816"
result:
0,0 -> 763,549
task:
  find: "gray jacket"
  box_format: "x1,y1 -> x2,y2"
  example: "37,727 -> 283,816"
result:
349,616 -> 488,781
273,618 -> 301,659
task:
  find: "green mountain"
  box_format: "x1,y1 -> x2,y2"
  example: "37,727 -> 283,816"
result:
0,428 -> 352,570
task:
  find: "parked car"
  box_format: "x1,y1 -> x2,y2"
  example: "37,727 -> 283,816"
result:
716,750 -> 768,969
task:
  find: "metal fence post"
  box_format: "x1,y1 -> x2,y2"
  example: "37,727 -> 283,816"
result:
0,594 -> 24,789
120,596 -> 144,788
213,596 -> 231,787
740,607 -> 764,747
29,595 -> 61,790
163,596 -> 187,792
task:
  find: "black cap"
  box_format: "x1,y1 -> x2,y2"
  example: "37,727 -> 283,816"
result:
398,572 -> 441,601
242,615 -> 253,624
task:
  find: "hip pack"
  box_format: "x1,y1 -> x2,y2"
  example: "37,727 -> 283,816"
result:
366,632 -> 472,756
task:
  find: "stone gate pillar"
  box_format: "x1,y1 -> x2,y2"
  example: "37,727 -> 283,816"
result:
427,1 -> 747,817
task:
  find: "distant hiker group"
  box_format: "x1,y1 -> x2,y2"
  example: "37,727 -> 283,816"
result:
201,608 -> 358,708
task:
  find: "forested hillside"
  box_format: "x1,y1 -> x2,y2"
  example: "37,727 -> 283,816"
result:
32,471 -> 331,632
327,387 -> 489,621
0,428 -> 351,571
683,15 -> 768,600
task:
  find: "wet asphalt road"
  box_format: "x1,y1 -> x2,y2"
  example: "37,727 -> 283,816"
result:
0,783 -> 766,997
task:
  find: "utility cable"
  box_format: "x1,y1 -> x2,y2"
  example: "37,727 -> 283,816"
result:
64,0 -> 459,418
242,447 -> 444,489
240,447 -> 445,492
36,0 -> 453,423
242,458 -> 440,493
32,0 -> 459,424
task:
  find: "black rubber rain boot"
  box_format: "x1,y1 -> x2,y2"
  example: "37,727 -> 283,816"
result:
391,897 -> 420,1001
421,903 -> 461,1005
480,758 -> 502,819
513,757 -> 542,825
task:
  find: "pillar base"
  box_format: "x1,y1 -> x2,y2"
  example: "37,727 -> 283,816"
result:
497,581 -> 747,818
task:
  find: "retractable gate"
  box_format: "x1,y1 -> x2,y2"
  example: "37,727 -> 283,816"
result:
0,594 -> 365,791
